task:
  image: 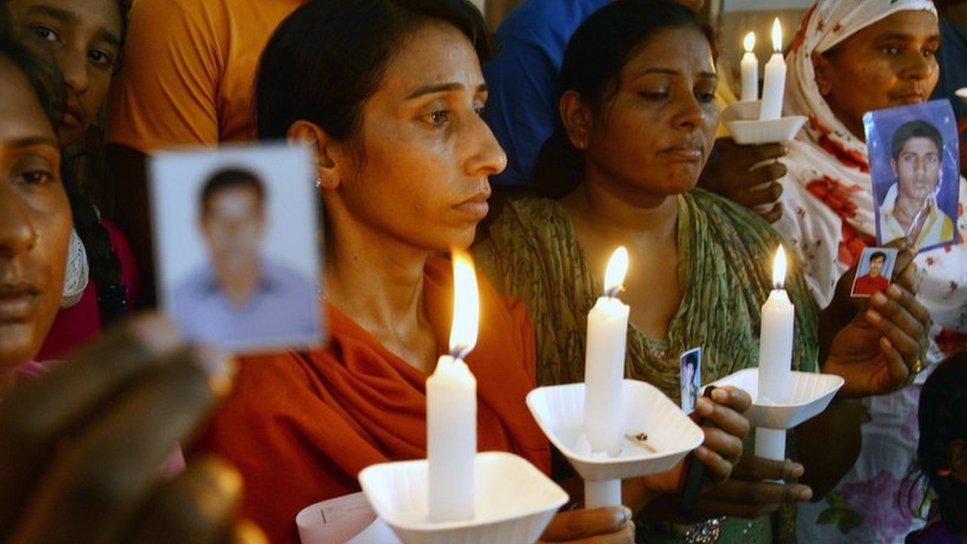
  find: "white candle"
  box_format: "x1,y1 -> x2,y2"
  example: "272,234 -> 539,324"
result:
755,246 -> 794,461
741,32 -> 759,102
584,247 -> 630,457
759,18 -> 786,121
427,250 -> 478,522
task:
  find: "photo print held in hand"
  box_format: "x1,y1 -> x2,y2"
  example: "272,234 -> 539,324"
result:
865,100 -> 961,253
149,144 -> 325,353
850,247 -> 899,298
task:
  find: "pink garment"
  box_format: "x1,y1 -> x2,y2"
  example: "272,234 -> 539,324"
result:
36,220 -> 140,360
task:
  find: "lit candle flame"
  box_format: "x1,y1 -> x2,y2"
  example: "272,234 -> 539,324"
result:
744,32 -> 756,53
771,18 -> 783,53
603,246 -> 629,298
448,249 -> 479,359
772,246 -> 788,290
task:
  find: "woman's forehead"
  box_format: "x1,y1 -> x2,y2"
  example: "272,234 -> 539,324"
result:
621,27 -> 715,79
375,22 -> 484,99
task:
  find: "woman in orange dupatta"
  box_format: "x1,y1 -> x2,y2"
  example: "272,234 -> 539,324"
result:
191,1 -> 623,543
191,1 -> 753,543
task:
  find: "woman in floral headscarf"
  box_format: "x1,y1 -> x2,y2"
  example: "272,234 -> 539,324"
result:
771,1 -> 967,542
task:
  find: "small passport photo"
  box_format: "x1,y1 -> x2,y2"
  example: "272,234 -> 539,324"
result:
864,100 -> 960,254
850,247 -> 898,299
680,348 -> 702,415
149,144 -> 324,353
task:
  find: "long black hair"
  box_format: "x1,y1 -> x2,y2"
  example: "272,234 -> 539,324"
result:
256,0 -> 492,143
910,350 -> 967,534
533,0 -> 716,198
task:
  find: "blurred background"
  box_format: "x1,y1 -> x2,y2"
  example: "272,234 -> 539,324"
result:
477,0 -> 814,97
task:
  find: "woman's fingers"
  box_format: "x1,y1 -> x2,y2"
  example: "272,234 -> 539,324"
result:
6,347 -> 232,544
694,445 -> 733,484
0,315 -> 183,538
876,337 -> 911,387
745,166 -> 788,193
758,202 -> 784,224
539,507 -> 631,542
867,291 -> 923,362
886,243 -> 917,287
703,479 -> 812,506
886,284 -> 932,330
126,456 -> 243,544
731,456 -> 804,481
732,178 -> 783,208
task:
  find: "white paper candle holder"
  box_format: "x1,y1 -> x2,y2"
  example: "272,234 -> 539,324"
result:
957,87 -> 967,105
705,368 -> 843,430
722,101 -> 806,145
357,451 -> 567,544
526,380 -> 703,507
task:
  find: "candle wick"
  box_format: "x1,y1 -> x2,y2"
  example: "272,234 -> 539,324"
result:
449,345 -> 470,360
604,284 -> 625,299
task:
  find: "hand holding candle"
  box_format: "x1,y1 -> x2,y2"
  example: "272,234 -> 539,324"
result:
427,250 -> 479,522
741,32 -> 758,102
755,246 -> 794,461
759,19 -> 786,121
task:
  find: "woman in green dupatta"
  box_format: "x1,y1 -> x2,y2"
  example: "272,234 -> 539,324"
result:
475,1 -> 932,542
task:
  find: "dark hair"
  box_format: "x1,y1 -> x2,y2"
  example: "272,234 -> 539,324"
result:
910,351 -> 967,534
870,251 -> 887,262
199,167 -> 266,214
256,0 -> 491,143
533,0 -> 716,198
891,120 -> 943,161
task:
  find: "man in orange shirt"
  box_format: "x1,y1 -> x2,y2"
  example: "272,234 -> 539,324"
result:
852,251 -> 891,296
105,0 -> 304,301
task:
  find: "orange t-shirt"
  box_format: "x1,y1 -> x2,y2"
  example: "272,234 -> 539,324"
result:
107,0 -> 304,150
192,258 -> 551,544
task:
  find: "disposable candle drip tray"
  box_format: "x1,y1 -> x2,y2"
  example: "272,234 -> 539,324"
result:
526,380 -> 703,482
705,368 -> 844,430
721,100 -> 806,145
358,451 -> 567,544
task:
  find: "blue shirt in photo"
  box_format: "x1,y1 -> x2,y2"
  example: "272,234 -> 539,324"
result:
172,257 -> 319,350
483,0 -> 609,187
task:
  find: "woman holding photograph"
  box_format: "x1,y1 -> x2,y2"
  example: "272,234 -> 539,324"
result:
764,0 -> 967,542
475,1 -> 931,542
0,28 -> 262,544
191,1 -> 756,542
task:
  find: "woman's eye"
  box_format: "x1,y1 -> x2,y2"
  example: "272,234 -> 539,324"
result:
639,91 -> 669,101
423,110 -> 450,127
31,25 -> 59,44
89,49 -> 114,67
474,104 -> 486,117
882,45 -> 900,57
922,47 -> 937,58
15,170 -> 55,186
697,91 -> 716,104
